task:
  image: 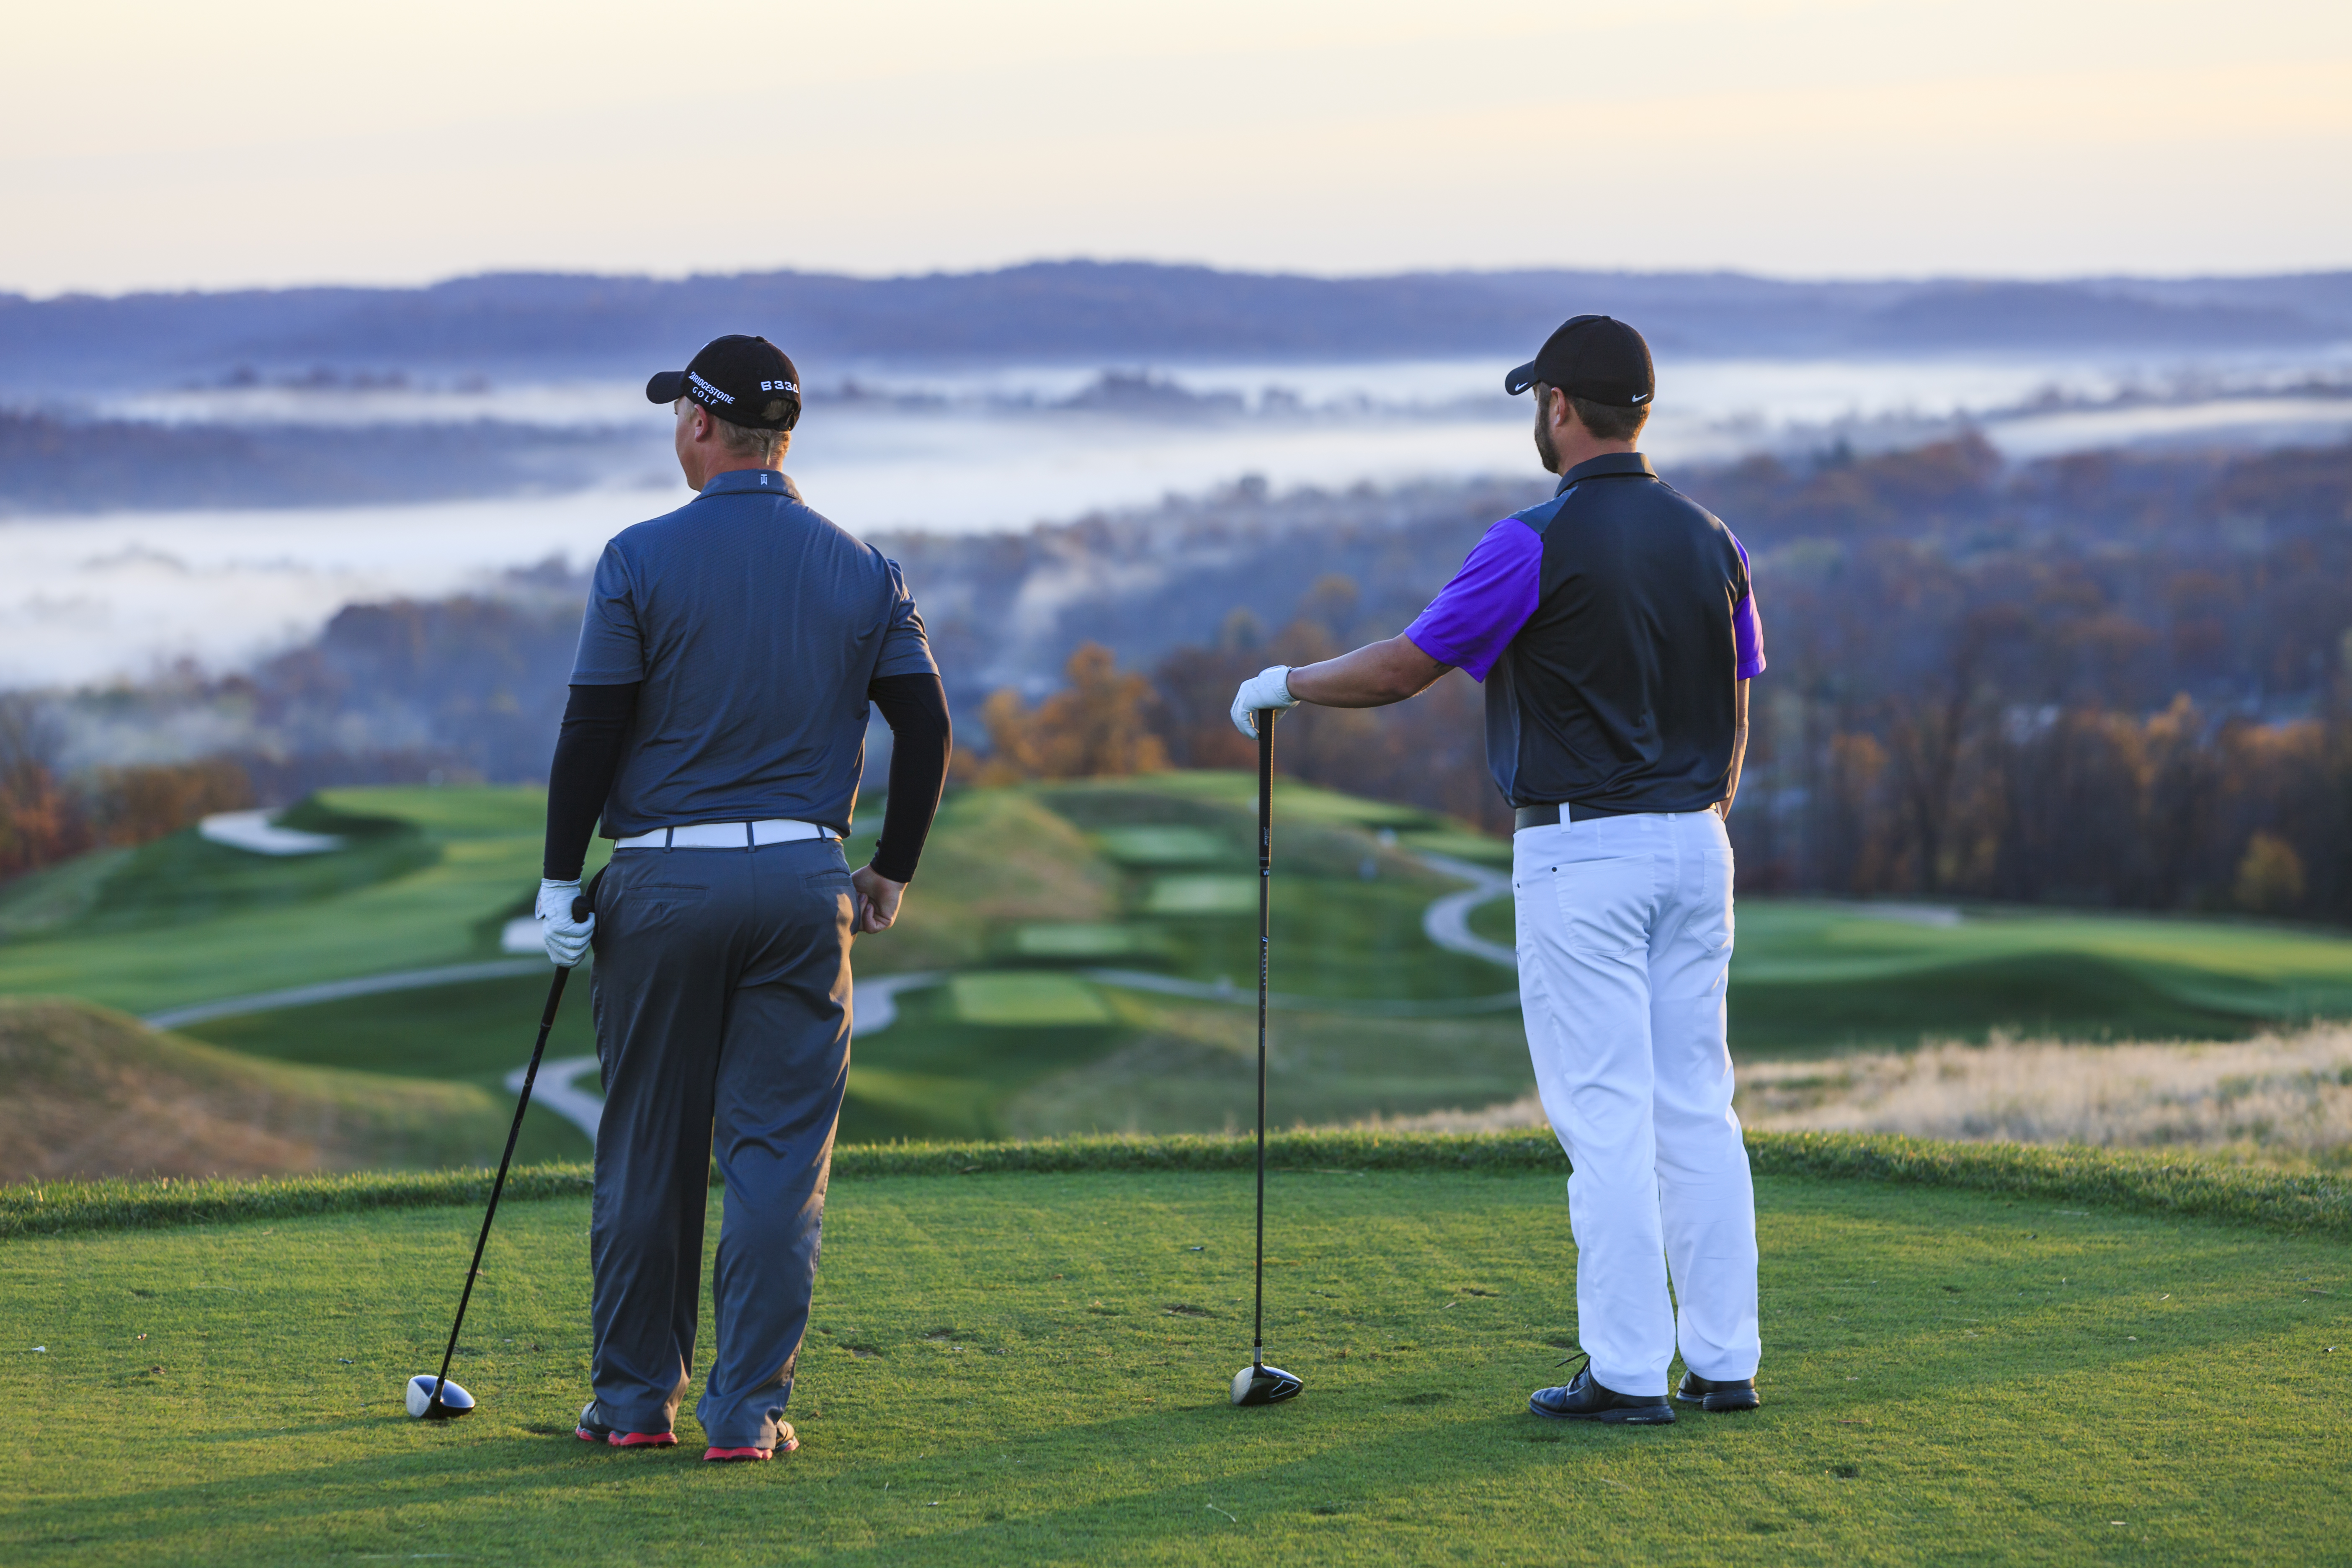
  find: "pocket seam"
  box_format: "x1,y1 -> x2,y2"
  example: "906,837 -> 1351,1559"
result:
1550,854 -> 1653,957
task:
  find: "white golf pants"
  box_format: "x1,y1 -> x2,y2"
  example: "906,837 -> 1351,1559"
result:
1513,809 -> 1760,1396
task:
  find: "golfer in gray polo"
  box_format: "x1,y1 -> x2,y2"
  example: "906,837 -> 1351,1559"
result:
535,334 -> 952,1460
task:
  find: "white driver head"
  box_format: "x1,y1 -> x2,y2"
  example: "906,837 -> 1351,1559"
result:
407,1374 -> 476,1419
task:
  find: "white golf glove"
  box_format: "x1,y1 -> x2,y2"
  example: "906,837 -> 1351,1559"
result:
537,878 -> 594,968
1229,665 -> 1298,738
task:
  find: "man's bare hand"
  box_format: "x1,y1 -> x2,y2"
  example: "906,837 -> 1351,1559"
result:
851,865 -> 906,933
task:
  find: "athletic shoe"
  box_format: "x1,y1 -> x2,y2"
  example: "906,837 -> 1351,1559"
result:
1674,1371 -> 1761,1412
1527,1358 -> 1675,1425
576,1401 -> 678,1448
705,1424 -> 797,1462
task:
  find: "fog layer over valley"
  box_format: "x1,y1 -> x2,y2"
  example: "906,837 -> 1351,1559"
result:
5,261 -> 2351,926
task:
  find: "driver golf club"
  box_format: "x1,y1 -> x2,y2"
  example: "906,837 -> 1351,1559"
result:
409,884 -> 594,1421
1232,713 -> 1302,1408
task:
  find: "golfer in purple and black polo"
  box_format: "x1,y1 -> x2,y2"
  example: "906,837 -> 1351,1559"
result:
1230,316 -> 1767,1424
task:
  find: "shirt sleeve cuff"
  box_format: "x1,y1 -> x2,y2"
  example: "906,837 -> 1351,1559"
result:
1403,626 -> 1479,681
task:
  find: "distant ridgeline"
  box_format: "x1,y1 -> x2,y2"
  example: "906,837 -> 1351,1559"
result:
9,431 -> 2352,922
0,408 -> 611,513
4,262 -> 2350,390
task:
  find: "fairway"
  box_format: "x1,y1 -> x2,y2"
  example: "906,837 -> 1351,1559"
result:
7,1165 -> 2348,1565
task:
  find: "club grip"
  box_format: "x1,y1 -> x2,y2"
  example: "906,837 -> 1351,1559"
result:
572,897 -> 591,922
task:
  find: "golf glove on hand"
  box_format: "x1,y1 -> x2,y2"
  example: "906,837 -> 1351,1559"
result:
536,878 -> 594,968
1229,665 -> 1297,738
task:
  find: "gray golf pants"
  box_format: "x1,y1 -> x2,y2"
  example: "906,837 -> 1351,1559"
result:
585,836 -> 854,1449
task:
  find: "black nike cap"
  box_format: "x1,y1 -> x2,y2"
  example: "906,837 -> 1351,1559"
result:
1504,315 -> 1654,408
646,334 -> 802,431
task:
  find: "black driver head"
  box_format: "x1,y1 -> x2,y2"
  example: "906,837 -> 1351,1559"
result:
1230,1362 -> 1303,1406
407,1374 -> 476,1420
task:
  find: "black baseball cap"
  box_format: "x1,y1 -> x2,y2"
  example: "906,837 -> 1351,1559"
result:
646,334 -> 802,431
1504,315 -> 1654,408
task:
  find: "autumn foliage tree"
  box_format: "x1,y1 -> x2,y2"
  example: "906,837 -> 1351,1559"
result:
969,643 -> 1170,784
0,696 -> 255,883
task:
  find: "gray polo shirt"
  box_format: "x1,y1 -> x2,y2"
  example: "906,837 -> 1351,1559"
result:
570,468 -> 936,838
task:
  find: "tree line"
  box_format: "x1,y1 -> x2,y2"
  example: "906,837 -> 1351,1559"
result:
977,435 -> 2352,923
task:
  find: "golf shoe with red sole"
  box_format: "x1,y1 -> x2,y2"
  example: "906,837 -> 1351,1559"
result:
705,1424 -> 797,1462
576,1401 -> 678,1448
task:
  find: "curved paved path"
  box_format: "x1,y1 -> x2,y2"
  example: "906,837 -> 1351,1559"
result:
141,958 -> 548,1031
1413,851 -> 1518,970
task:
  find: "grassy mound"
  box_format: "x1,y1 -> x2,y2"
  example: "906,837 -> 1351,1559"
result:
5,1160 -> 2346,1565
0,997 -> 521,1183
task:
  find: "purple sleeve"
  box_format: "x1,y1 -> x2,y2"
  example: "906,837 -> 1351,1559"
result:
1402,518 -> 1544,683
1731,533 -> 1765,680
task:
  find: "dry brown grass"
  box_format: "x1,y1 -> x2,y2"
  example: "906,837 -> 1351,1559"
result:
1357,1025 -> 2352,1167
0,996 -> 510,1182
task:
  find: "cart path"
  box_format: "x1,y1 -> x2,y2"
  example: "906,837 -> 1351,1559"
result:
1413,851 -> 1518,970
141,958 -> 549,1031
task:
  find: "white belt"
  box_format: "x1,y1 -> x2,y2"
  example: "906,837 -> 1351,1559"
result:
612,819 -> 838,851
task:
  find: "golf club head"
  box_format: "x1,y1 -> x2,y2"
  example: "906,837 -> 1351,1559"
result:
406,1374 -> 476,1420
1230,1362 -> 1302,1406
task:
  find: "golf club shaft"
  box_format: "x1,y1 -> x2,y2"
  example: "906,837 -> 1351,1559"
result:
426,905 -> 584,1414
1255,715 -> 1274,1367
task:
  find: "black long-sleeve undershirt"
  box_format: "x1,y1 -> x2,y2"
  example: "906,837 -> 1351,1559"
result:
540,675 -> 953,886
864,672 -> 952,883
542,681 -> 638,882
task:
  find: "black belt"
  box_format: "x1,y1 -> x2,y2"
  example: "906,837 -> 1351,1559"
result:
1515,802 -> 1625,830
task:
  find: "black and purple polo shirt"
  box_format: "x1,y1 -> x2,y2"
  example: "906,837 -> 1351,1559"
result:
1403,452 -> 1764,815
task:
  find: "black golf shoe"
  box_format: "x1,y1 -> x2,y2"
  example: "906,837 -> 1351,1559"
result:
1674,1371 -> 1761,1412
1527,1359 -> 1675,1425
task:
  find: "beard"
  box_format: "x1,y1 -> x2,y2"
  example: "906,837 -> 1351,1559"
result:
1532,392 -> 1561,473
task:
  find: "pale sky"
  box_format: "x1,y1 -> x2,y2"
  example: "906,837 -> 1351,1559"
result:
3,0 -> 2347,297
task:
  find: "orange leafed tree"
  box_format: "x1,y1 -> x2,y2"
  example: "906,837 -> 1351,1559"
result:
970,643 -> 1169,784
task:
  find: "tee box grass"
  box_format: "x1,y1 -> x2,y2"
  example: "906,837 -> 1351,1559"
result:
5,1152 -> 2349,1566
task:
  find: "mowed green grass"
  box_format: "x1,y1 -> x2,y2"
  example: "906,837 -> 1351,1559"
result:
1470,897 -> 2352,1053
0,779 -> 1511,1145
0,786 -> 593,1018
6,1171 -> 2348,1566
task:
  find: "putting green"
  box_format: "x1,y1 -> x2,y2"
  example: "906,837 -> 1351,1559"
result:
1092,826 -> 1233,865
949,972 -> 1116,1026
1146,875 -> 1262,916
4,1162 -> 2346,1565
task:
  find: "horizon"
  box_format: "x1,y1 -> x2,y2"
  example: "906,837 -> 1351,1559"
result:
11,254 -> 2352,307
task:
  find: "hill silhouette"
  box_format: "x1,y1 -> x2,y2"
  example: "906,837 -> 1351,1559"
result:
7,260 -> 2349,391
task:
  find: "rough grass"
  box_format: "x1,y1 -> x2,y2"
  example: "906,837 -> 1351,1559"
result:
1739,1025 -> 2352,1167
1392,1026 -> 2352,1171
8,1131 -> 2350,1243
4,1167 -> 2347,1565
0,998 -> 524,1184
